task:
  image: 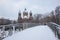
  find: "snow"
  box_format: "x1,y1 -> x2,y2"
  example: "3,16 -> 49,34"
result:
23,16 -> 28,19
3,25 -> 58,40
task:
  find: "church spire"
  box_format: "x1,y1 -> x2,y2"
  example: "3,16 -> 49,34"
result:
29,10 -> 33,21
18,10 -> 22,23
18,10 -> 21,16
23,8 -> 28,19
30,10 -> 32,16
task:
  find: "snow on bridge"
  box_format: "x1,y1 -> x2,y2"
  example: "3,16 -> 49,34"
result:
3,25 -> 58,40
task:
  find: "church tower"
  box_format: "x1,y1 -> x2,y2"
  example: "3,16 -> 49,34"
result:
29,11 -> 33,22
29,11 -> 33,20
18,10 -> 22,23
23,8 -> 28,22
23,8 -> 28,19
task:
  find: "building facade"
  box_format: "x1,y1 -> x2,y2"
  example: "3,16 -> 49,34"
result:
18,8 -> 33,23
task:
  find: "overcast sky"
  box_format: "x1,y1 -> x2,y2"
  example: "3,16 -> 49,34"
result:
0,0 -> 60,20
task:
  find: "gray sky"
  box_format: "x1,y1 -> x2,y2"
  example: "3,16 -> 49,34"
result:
0,0 -> 60,20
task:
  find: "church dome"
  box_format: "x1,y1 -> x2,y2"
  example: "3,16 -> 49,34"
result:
23,8 -> 28,15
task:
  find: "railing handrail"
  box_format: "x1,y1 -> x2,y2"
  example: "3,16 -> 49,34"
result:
48,22 -> 60,27
0,23 -> 41,27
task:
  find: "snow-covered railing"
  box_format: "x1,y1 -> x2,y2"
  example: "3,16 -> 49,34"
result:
0,23 -> 41,39
47,22 -> 60,30
0,23 -> 42,30
47,22 -> 60,39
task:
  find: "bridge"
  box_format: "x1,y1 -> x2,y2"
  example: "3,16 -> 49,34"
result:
0,23 -> 42,39
0,22 -> 60,39
0,23 -> 42,31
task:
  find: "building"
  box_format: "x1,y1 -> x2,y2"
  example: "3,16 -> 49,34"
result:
18,8 -> 33,23
0,18 -> 11,25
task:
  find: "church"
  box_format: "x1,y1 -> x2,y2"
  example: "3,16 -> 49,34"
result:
18,8 -> 34,23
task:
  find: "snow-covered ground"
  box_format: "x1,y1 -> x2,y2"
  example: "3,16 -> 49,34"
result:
3,25 -> 58,40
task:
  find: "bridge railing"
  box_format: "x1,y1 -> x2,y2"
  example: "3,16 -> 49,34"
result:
0,23 -> 42,39
47,22 -> 60,39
